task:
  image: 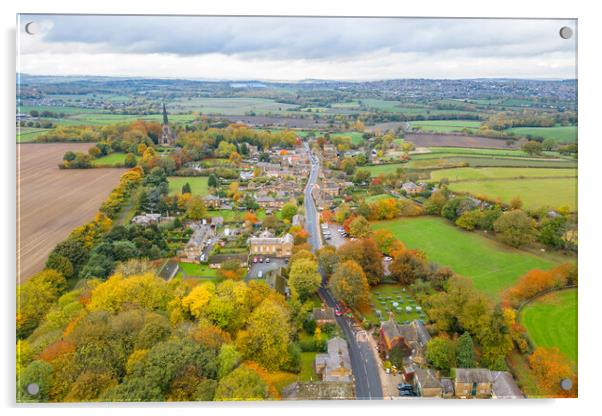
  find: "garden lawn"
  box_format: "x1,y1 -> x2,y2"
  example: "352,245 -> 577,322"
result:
372,217 -> 562,299
331,131 -> 364,145
430,167 -> 576,182
168,176 -> 209,196
298,352 -> 318,382
447,177 -> 577,211
177,262 -> 219,278
520,288 -> 577,366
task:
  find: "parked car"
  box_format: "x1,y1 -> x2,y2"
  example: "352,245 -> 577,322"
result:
253,257 -> 258,263
397,384 -> 413,391
266,257 -> 270,263
259,257 -> 264,263
399,390 -> 416,397
258,271 -> 263,278
334,307 -> 342,317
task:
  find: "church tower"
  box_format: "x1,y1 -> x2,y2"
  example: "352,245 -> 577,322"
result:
159,103 -> 175,146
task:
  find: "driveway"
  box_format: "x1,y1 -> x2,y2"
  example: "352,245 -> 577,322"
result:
324,223 -> 347,248
245,258 -> 288,280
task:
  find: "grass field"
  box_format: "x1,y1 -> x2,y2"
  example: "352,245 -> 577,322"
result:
93,152 -> 128,166
520,289 -> 577,366
17,127 -> 52,143
331,131 -> 364,145
410,120 -> 482,133
176,262 -> 219,278
298,352 -> 318,381
430,167 -> 576,182
168,176 -> 209,196
507,126 -> 577,143
372,217 -> 562,299
448,177 -> 577,211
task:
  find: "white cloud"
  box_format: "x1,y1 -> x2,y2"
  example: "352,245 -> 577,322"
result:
17,15 -> 577,80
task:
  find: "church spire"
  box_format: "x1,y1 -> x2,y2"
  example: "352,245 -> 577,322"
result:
162,102 -> 168,125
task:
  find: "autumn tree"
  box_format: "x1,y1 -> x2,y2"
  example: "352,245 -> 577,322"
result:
316,246 -> 339,277
493,209 -> 536,248
236,298 -> 291,371
348,215 -> 371,238
328,260 -> 370,310
186,196 -> 207,220
214,365 -> 268,401
288,258 -> 322,302
337,239 -> 383,286
217,344 -> 242,380
280,202 -> 298,222
389,249 -> 428,286
529,347 -> 576,397
372,229 -> 405,256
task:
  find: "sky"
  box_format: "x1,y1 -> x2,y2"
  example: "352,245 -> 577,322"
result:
17,15 -> 577,81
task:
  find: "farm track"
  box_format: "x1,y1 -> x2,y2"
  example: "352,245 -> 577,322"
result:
17,143 -> 125,282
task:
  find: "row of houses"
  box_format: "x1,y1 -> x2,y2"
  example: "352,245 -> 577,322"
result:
379,317 -> 523,399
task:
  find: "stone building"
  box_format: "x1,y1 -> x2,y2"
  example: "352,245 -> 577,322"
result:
249,230 -> 294,257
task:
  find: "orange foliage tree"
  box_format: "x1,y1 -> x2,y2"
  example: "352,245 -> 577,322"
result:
529,347 -> 576,397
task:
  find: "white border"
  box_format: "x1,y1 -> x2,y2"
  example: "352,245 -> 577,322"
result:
2,1 -> 601,415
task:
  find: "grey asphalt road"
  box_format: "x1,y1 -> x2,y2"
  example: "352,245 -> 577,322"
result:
303,143 -> 383,400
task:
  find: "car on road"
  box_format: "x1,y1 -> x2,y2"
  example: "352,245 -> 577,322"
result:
397,383 -> 413,391
258,271 -> 263,278
252,257 -> 258,263
334,307 -> 342,317
266,257 -> 270,263
399,390 -> 417,397
259,257 -> 264,263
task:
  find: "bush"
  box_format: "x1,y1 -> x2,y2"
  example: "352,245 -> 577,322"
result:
303,319 -> 317,335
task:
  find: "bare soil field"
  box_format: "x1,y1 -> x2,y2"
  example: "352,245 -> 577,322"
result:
17,143 -> 125,282
405,133 -> 523,149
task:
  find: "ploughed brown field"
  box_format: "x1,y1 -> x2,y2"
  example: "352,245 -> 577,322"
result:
17,143 -> 125,282
405,133 -> 524,149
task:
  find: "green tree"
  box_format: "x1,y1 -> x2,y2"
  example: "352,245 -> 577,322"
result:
65,371 -> 117,402
63,151 -> 76,162
208,174 -> 219,188
456,332 -> 475,368
288,258 -> 322,302
186,197 -> 207,220
328,260 -> 370,309
18,360 -> 54,402
538,216 -> 568,249
45,252 -> 74,280
455,209 -> 483,231
522,140 -> 544,156
493,209 -> 536,248
316,246 -> 339,277
280,202 -> 298,222
217,344 -> 242,380
214,366 -> 268,401
426,337 -> 456,374
182,182 -> 192,194
124,153 -> 137,168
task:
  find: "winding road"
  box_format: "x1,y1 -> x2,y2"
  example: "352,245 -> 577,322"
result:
302,143 -> 383,400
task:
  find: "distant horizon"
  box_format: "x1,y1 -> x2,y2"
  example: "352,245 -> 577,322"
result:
18,73 -> 577,83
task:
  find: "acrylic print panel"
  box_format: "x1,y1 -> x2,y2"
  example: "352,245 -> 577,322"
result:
16,14 -> 577,402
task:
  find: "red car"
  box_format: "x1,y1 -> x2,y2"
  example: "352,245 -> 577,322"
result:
334,307 -> 343,317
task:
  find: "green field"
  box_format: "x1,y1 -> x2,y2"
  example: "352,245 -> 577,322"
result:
17,127 -> 52,143
361,163 -> 410,175
430,167 -> 576,182
93,152 -> 128,166
520,289 -> 577,366
298,352 -> 318,381
507,126 -> 577,143
448,177 -> 577,211
175,262 -> 220,281
168,176 -> 209,196
410,120 -> 482,133
372,217 -> 562,298
331,131 -> 364,145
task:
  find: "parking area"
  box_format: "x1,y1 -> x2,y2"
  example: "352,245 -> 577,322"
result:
323,222 -> 348,248
245,258 -> 289,280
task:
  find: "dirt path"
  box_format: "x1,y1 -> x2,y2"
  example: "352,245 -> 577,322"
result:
17,143 -> 125,282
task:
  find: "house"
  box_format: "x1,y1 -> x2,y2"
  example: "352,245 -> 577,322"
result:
314,337 -> 353,383
453,368 -> 493,398
491,371 -> 524,399
313,307 -> 336,325
182,224 -> 213,261
249,230 -> 294,257
323,144 -> 338,160
321,180 -> 340,199
402,181 -> 425,195
379,318 -> 431,366
203,195 -> 223,209
255,196 -> 287,210
441,378 -> 455,398
131,213 -> 161,226
210,216 -> 224,227
239,170 -> 254,181
413,368 -> 443,398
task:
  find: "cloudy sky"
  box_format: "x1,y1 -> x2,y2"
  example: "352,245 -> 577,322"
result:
17,15 -> 577,80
